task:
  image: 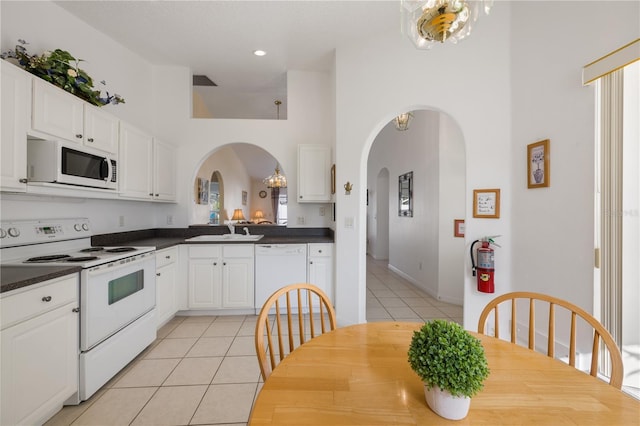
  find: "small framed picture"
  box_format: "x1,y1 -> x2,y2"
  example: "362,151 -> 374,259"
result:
473,189 -> 500,218
454,219 -> 465,237
527,139 -> 550,188
242,190 -> 248,205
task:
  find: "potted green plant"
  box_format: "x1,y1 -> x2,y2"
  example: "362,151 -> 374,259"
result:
407,319 -> 489,420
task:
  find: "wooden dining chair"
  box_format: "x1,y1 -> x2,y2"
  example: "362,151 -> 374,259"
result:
255,283 -> 337,381
477,291 -> 623,388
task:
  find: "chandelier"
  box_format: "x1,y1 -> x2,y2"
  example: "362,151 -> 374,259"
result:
401,0 -> 493,50
394,112 -> 413,131
263,165 -> 287,188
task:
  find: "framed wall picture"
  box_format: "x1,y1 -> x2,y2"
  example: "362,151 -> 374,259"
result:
242,190 -> 248,205
527,139 -> 550,188
398,171 -> 413,217
473,189 -> 500,218
454,219 -> 465,237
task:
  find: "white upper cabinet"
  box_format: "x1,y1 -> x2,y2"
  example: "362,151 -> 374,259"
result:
153,138 -> 177,201
32,78 -> 118,155
1,61 -> 30,192
298,144 -> 332,203
119,121 -> 153,199
119,122 -> 176,202
83,105 -> 119,154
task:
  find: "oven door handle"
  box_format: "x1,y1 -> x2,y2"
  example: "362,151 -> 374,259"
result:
100,158 -> 111,182
86,253 -> 154,275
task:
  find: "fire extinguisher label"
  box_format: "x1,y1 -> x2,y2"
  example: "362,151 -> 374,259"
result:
480,273 -> 491,282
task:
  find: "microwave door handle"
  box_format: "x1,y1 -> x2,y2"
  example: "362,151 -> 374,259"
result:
101,158 -> 112,182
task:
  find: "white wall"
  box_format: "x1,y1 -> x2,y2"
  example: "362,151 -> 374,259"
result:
335,3 -> 513,326
438,113 -> 466,304
510,1 -> 640,317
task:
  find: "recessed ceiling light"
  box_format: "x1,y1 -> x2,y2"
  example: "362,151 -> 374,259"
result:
253,50 -> 267,57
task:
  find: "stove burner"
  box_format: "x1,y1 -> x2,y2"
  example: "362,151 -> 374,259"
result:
81,247 -> 104,252
105,247 -> 136,253
25,254 -> 72,262
64,256 -> 99,262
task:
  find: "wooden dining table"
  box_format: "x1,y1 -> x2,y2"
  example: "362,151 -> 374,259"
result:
249,322 -> 640,425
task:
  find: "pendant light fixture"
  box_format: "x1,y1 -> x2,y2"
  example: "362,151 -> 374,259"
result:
401,0 -> 493,50
263,165 -> 287,188
394,112 -> 413,131
274,100 -> 282,120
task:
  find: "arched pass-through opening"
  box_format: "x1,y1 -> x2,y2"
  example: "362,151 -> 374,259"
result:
365,108 -> 466,321
189,143 -> 287,226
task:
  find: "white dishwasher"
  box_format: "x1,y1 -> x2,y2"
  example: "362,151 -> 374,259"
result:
255,244 -> 307,314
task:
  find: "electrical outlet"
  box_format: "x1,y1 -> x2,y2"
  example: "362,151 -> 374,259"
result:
166,215 -> 174,225
119,216 -> 125,227
319,207 -> 325,216
297,216 -> 305,225
345,217 -> 354,228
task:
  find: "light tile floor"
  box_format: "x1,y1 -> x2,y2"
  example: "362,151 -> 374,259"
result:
45,256 -> 461,426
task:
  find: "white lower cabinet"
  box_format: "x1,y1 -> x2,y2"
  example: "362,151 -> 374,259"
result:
0,274 -> 79,426
188,245 -> 254,310
307,243 -> 334,303
155,247 -> 179,327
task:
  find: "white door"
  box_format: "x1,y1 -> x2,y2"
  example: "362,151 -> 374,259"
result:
153,139 -> 176,201
84,105 -> 119,154
222,258 -> 254,308
32,78 -> 84,143
119,122 -> 153,199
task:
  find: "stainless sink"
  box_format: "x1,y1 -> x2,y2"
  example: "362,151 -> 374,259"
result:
185,234 -> 264,242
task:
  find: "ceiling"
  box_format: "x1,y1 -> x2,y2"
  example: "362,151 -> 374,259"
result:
55,0 -> 400,119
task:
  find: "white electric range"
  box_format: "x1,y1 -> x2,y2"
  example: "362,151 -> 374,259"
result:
0,218 -> 157,404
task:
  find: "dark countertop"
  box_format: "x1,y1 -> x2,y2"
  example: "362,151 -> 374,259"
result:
1,265 -> 82,294
1,227 -> 334,293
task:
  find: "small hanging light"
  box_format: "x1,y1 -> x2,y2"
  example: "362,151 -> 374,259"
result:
394,112 -> 413,131
274,100 -> 282,120
263,165 -> 287,188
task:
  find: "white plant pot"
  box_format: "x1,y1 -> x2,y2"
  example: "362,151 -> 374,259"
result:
424,385 -> 471,420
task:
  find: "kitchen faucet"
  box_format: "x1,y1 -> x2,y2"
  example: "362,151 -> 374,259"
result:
243,227 -> 250,236
227,221 -> 235,234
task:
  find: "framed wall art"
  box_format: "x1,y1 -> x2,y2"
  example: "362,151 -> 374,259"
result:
454,219 -> 465,237
473,189 -> 500,218
527,139 -> 550,188
398,171 -> 413,217
242,190 -> 248,205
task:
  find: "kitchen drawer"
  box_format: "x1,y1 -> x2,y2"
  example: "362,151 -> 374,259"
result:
308,243 -> 333,257
223,244 -> 254,258
156,247 -> 178,268
1,274 -> 78,330
189,245 -> 222,259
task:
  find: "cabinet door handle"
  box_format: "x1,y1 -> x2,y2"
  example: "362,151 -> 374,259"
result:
87,138 -> 94,142
155,193 -> 159,196
156,272 -> 161,276
42,296 -> 52,302
19,178 -> 28,183
72,307 -> 80,313
76,134 -> 83,139
223,262 -> 227,266
213,262 -> 217,266
165,255 -> 171,259
310,261 -> 314,264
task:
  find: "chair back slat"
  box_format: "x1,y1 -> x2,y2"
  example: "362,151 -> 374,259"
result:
528,299 -> 535,350
569,312 -> 577,367
477,291 -> 623,389
548,304 -> 555,357
255,283 -> 337,381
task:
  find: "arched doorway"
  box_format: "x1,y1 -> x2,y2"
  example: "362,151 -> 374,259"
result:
365,108 -> 466,321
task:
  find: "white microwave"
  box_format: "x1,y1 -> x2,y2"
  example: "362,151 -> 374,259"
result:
27,139 -> 117,190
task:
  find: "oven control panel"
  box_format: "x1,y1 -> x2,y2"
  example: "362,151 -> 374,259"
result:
0,218 -> 91,247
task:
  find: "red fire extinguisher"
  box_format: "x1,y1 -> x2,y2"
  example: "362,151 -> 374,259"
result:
471,236 -> 500,293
